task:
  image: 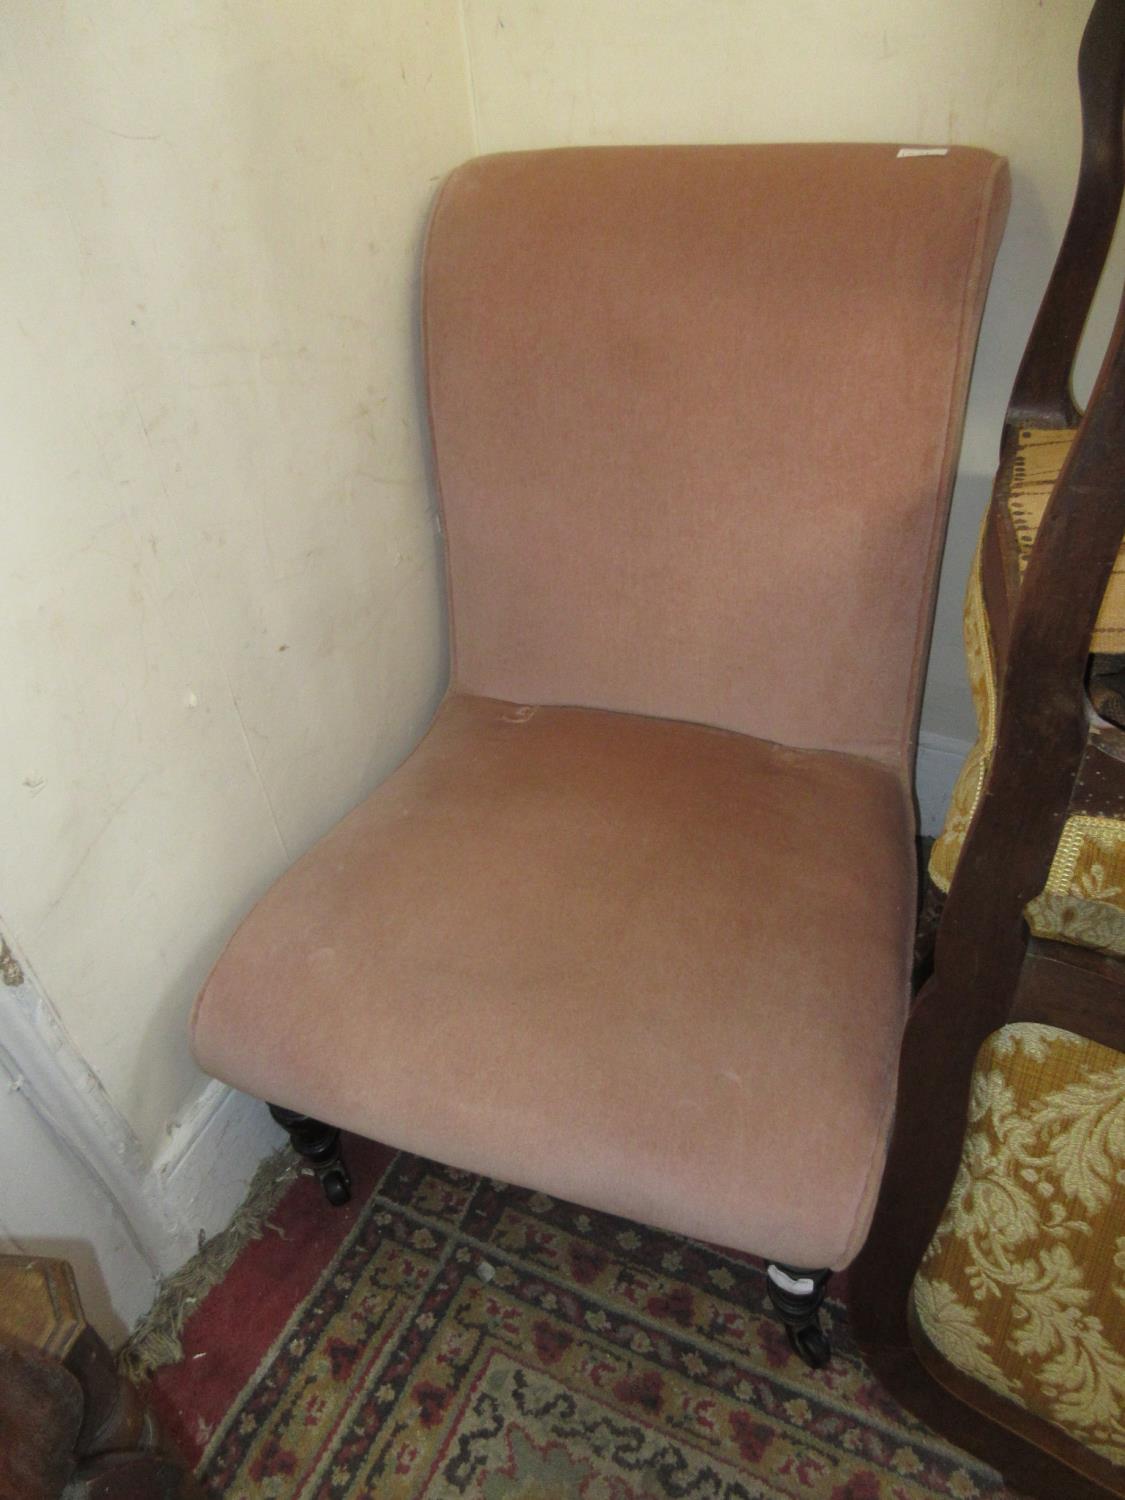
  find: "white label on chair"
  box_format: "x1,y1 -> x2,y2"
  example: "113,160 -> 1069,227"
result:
767,1264 -> 817,1297
896,147 -> 949,158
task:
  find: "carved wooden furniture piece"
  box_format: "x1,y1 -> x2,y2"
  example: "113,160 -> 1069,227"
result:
0,1254 -> 201,1500
849,4 -> 1125,1497
191,140 -> 1009,1368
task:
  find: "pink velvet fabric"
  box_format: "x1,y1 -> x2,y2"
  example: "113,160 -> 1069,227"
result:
425,145 -> 1010,769
193,695 -> 915,1269
191,145 -> 1010,1271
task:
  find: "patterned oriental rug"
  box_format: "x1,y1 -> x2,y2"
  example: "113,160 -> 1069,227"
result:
146,1137 -> 1020,1500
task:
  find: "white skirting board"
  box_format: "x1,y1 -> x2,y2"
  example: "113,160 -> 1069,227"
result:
0,947 -> 281,1340
151,1078 -> 284,1269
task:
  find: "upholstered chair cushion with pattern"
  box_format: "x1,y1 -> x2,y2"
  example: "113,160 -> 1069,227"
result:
922,404 -> 1125,1463
914,1023 -> 1125,1469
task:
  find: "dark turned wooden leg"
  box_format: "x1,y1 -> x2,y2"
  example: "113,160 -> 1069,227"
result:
67,1450 -> 205,1498
0,1256 -> 203,1500
268,1104 -> 352,1205
72,1317 -> 203,1496
765,1263 -> 832,1368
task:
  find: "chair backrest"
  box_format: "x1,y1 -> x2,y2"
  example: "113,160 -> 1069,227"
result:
938,2 -> 1125,1000
423,144 -> 1009,773
850,10 -> 1125,1497
1006,0 -> 1125,433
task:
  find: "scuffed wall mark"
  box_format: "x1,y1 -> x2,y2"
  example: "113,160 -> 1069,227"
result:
132,396 -> 290,862
22,776 -> 46,797
457,0 -> 483,154
40,772 -> 152,927
1,940 -> 25,987
222,691 -> 289,860
353,470 -> 414,488
77,117 -> 164,143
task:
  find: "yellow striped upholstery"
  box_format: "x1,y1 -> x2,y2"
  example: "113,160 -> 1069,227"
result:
1003,428 -> 1125,651
929,425 -> 1125,959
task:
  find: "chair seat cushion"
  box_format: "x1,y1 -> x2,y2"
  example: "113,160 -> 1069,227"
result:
191,694 -> 915,1270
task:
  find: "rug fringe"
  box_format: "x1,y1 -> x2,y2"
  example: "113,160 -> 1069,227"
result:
118,1149 -> 298,1382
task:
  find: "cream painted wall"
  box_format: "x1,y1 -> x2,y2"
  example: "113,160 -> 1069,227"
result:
460,0 -> 1123,745
1,2 -> 476,1158
2,0 -> 1117,1269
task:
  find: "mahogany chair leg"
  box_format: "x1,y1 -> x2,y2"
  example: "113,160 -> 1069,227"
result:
268,1104 -> 352,1206
847,973 -> 988,1351
67,1449 -> 205,1499
765,1263 -> 832,1368
0,1256 -> 203,1500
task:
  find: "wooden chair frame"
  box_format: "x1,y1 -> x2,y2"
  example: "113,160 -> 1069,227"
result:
848,4 -> 1125,1496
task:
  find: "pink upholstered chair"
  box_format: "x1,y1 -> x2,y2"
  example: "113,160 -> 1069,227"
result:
191,143 -> 1009,1365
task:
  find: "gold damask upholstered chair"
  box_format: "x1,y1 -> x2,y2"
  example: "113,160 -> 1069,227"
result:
849,4 -> 1125,1498
190,140 -> 1009,1366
